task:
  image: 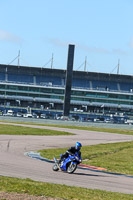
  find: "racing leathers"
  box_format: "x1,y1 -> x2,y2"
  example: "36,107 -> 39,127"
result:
58,146 -> 82,164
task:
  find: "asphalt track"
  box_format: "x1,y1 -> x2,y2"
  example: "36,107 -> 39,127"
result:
0,121 -> 133,194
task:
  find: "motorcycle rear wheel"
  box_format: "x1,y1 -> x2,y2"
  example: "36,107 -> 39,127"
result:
67,163 -> 77,174
52,163 -> 59,171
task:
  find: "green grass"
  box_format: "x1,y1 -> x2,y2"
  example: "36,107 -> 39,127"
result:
1,120 -> 133,135
0,124 -> 72,135
39,141 -> 133,175
0,176 -> 133,200
82,142 -> 133,175
39,124 -> 133,135
2,120 -> 133,136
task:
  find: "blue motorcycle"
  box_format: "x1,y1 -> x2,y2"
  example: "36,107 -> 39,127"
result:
52,152 -> 81,174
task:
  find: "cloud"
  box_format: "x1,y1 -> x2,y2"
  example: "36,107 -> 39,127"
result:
76,43 -> 110,54
111,48 -> 127,55
74,43 -> 126,55
48,38 -> 68,47
48,38 -> 126,55
0,29 -> 21,43
129,37 -> 133,48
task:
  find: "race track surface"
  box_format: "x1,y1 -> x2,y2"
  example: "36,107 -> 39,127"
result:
0,122 -> 133,194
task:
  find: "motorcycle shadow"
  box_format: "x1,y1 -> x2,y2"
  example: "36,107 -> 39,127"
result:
72,172 -> 107,177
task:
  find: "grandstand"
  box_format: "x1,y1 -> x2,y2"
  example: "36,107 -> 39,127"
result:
0,63 -> 133,121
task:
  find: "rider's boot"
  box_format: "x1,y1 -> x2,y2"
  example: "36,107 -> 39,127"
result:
58,158 -> 62,165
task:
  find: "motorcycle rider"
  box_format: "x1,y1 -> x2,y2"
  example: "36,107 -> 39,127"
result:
58,142 -> 82,164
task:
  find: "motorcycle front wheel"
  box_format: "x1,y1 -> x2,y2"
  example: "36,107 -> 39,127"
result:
52,163 -> 59,171
67,162 -> 77,174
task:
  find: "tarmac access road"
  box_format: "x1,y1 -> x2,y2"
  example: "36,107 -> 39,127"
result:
0,122 -> 133,194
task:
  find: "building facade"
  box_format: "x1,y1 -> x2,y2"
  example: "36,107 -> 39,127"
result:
0,64 -> 133,119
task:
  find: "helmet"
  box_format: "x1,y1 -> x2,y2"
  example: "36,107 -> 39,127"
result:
75,142 -> 82,150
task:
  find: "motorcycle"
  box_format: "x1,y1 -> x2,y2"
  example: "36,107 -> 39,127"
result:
52,152 -> 82,174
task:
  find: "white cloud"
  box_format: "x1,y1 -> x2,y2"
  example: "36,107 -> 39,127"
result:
76,43 -> 110,54
48,38 -> 68,47
112,48 -> 127,55
130,37 -> 133,48
48,38 -> 126,55
0,29 -> 21,43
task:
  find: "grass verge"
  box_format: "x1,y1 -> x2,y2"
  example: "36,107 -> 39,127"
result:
0,124 -> 72,135
0,176 -> 133,200
39,141 -> 133,175
1,120 -> 133,135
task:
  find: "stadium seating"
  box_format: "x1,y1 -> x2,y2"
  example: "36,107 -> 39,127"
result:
72,78 -> 119,91
0,70 -> 132,94
119,82 -> 133,92
8,74 -> 33,84
72,78 -> 90,88
0,73 -> 5,81
36,75 -> 63,86
91,80 -> 118,91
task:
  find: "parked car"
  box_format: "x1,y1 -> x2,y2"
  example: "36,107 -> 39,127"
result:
3,110 -> 14,116
23,113 -> 33,118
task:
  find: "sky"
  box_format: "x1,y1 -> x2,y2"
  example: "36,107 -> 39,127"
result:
0,0 -> 133,75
